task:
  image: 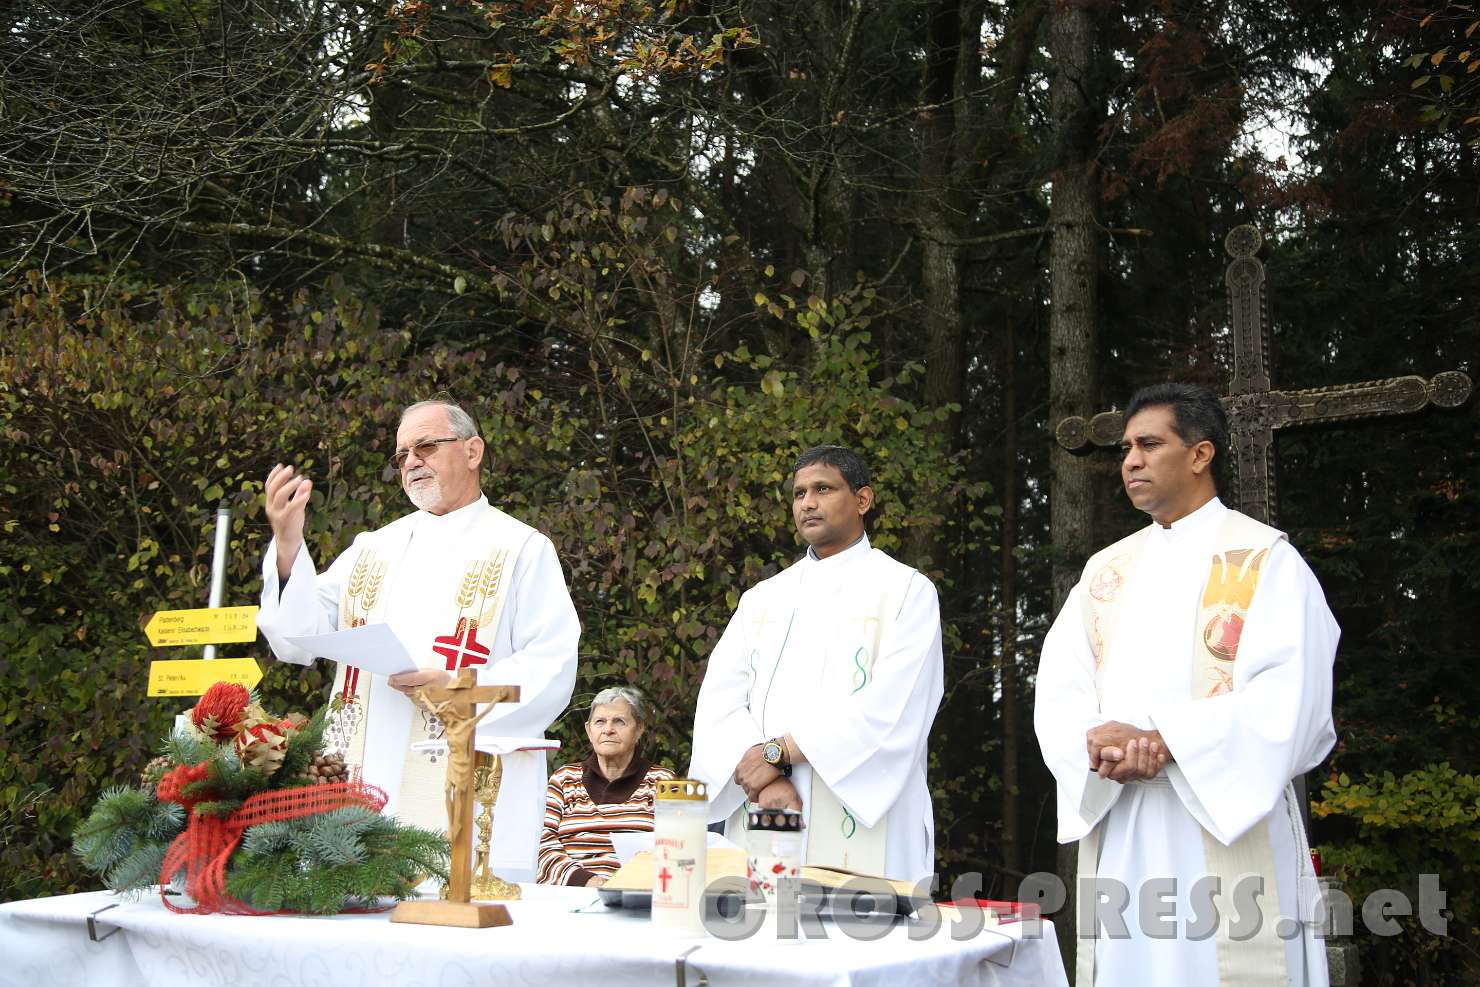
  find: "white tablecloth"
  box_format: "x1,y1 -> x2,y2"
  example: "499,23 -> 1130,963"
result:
0,885 -> 1070,987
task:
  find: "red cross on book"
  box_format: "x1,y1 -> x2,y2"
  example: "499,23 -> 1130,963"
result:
431,617 -> 491,670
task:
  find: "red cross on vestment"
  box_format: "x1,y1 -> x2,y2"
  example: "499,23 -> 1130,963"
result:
342,618 -> 368,701
432,617 -> 491,671
657,867 -> 673,893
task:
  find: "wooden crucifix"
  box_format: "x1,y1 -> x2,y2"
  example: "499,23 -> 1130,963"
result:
1054,223 -> 1474,827
391,669 -> 521,929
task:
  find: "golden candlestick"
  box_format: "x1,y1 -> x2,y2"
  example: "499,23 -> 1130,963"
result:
470,751 -> 520,901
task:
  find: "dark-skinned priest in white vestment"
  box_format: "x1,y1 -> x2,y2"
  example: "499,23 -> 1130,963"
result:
1035,383 -> 1337,987
256,399 -> 580,883
689,445 -> 944,883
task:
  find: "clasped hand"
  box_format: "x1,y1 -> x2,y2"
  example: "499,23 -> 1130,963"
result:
1086,720 -> 1169,783
734,744 -> 802,810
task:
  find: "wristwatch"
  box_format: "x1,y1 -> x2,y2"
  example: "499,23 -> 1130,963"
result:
762,738 -> 792,777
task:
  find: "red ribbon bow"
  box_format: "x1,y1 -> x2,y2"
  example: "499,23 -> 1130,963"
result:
158,780 -> 387,915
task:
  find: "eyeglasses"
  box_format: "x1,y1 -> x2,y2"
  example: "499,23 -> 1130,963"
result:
390,436 -> 461,471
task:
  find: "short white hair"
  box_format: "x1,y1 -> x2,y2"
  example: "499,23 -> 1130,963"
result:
588,686 -> 648,726
400,400 -> 479,440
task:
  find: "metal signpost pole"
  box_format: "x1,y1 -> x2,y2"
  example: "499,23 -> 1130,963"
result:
202,505 -> 231,661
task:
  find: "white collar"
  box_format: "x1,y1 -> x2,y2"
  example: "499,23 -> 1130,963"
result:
416,493 -> 488,529
804,532 -> 871,568
1151,495 -> 1225,545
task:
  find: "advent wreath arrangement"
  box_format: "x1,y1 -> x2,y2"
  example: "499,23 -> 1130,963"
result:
73,681 -> 449,914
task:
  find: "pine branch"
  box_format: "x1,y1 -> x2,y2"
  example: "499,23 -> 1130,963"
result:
165,731 -> 208,765
106,842 -> 169,895
343,854 -> 415,904
145,801 -> 186,841
73,786 -> 159,871
225,849 -> 298,912
278,860 -> 352,915
302,807 -> 376,866
192,746 -> 271,810
377,820 -> 452,885
192,798 -> 245,817
238,819 -> 301,857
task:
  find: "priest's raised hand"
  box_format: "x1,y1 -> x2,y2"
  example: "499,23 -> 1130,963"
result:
264,462 -> 312,582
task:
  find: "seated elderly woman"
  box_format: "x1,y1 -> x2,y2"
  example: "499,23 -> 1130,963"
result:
536,686 -> 676,888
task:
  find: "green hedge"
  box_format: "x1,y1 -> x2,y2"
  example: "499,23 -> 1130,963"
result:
0,274 -> 986,900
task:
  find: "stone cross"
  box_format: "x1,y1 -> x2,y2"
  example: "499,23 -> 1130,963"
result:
1055,224 -> 1473,526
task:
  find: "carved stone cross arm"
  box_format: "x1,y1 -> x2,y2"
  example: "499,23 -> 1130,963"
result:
1058,371 -> 1472,523
1055,224 -> 1473,526
1056,373 -> 1471,451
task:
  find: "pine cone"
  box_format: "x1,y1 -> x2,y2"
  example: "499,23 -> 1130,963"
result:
297,752 -> 349,785
140,755 -> 173,788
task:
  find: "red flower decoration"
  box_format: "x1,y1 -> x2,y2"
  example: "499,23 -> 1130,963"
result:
191,682 -> 251,741
156,762 -> 211,808
237,722 -> 281,748
771,862 -> 785,874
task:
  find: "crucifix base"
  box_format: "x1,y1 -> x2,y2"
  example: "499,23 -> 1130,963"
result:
390,898 -> 512,928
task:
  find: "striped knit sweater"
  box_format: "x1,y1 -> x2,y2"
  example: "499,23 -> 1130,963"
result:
537,755 -> 676,887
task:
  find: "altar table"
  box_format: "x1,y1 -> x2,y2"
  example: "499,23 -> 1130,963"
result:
0,884 -> 1070,987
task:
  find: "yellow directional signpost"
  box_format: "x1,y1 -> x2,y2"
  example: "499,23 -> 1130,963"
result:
144,606 -> 259,647
145,605 -> 263,697
145,506 -> 263,698
148,656 -> 263,697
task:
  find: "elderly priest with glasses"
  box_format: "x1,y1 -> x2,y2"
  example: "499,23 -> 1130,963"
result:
255,399 -> 580,882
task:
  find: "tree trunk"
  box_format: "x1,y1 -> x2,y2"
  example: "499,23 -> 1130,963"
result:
909,0 -> 985,572
999,316 -> 1022,878
917,0 -> 972,448
1047,0 -> 1104,974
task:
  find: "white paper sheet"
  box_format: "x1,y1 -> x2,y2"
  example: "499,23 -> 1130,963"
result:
411,737 -> 562,756
608,831 -> 651,864
609,830 -> 737,865
284,623 -> 417,677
